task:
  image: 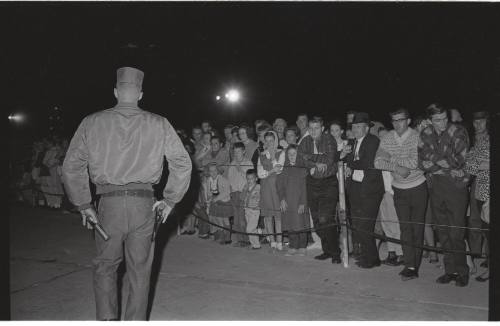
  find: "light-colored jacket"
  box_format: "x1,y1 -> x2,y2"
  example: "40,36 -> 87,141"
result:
62,103 -> 192,209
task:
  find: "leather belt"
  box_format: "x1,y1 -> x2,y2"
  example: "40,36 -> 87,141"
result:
101,189 -> 154,198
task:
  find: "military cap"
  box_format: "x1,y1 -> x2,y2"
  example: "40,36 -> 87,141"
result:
116,67 -> 144,89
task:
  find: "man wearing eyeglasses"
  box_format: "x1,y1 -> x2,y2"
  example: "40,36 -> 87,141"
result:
375,108 -> 428,281
418,103 -> 470,287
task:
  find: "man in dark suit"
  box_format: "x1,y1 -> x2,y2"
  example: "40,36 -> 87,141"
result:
345,112 -> 385,268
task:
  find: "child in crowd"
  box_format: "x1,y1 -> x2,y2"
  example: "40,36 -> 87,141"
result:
206,163 -> 233,244
257,131 -> 285,250
277,144 -> 310,256
241,169 -> 261,249
227,142 -> 254,246
195,132 -> 212,171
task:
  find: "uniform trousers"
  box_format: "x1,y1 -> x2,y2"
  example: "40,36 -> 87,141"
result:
430,175 -> 469,277
94,195 -> 155,321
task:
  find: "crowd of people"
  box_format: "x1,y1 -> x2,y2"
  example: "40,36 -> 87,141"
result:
171,105 -> 490,286
11,104 -> 490,287
12,135 -> 76,213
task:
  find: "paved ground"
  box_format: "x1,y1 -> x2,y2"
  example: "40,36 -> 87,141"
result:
10,205 -> 489,320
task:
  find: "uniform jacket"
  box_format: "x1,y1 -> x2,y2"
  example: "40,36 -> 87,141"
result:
62,103 -> 192,210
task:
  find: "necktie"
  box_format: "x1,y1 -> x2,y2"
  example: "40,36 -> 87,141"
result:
353,139 -> 359,161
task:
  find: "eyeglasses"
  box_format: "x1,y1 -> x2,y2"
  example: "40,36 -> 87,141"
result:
431,117 -> 448,123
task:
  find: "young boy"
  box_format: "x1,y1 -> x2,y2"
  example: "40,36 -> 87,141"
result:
227,142 -> 253,247
241,169 -> 261,249
205,163 -> 233,244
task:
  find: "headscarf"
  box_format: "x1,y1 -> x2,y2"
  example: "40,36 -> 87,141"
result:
282,145 -> 307,178
264,130 -> 280,152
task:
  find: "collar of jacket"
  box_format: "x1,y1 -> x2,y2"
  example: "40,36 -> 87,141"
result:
114,102 -> 141,110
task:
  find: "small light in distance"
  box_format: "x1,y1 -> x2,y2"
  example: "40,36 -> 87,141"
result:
216,95 -> 221,101
226,89 -> 240,103
8,114 -> 24,123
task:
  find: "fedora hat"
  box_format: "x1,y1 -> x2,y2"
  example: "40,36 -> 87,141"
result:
352,112 -> 374,127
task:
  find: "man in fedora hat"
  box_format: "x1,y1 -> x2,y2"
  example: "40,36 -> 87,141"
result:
345,112 -> 384,268
62,66 -> 192,320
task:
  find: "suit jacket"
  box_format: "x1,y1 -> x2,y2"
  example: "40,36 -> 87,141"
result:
345,133 -> 384,197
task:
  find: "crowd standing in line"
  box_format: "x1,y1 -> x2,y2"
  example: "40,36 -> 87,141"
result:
12,104 -> 490,287
174,105 -> 490,287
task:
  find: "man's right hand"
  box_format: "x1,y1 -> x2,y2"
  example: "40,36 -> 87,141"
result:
152,200 -> 173,223
80,207 -> 98,230
280,199 -> 288,213
345,166 -> 352,178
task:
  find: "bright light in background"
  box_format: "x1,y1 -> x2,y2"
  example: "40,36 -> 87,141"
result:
216,95 -> 221,101
8,114 -> 24,123
225,89 -> 240,103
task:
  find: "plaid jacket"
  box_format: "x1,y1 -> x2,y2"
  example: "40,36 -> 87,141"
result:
418,122 -> 470,188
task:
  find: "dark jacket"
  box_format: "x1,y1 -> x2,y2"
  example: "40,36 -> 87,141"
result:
345,133 -> 384,196
298,133 -> 339,180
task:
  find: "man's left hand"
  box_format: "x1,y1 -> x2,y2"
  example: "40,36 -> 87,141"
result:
152,200 -> 173,223
315,162 -> 327,173
80,207 -> 98,229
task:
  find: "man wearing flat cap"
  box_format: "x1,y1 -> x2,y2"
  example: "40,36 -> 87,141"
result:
345,112 -> 384,268
62,67 -> 192,320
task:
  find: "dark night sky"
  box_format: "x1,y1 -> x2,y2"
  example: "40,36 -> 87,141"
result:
4,2 -> 500,138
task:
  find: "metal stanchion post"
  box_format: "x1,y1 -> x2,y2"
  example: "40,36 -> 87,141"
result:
338,163 -> 349,268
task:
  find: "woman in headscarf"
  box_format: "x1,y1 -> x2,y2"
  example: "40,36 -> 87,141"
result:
277,144 -> 310,256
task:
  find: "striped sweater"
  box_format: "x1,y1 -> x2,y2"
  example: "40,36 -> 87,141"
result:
374,128 -> 426,189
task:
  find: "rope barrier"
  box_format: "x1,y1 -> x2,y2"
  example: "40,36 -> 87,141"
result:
189,210 -> 489,258
200,201 -> 490,232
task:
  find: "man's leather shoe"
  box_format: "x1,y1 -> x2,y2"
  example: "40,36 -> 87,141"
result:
356,260 -> 381,269
436,273 -> 458,284
399,267 -> 418,281
331,255 -> 342,264
314,253 -> 332,260
475,271 -> 489,282
455,274 -> 469,287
